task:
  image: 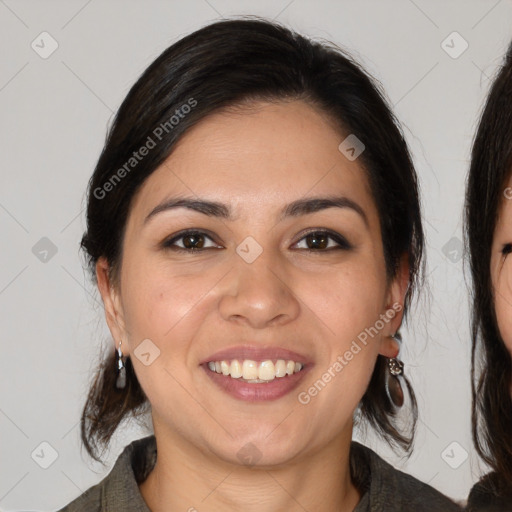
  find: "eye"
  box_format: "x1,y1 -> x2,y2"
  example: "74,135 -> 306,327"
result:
293,229 -> 352,251
502,243 -> 512,256
162,230 -> 222,252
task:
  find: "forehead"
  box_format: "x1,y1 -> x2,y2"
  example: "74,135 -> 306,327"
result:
130,100 -> 376,222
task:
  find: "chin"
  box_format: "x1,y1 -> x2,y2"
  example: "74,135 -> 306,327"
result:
213,433 -> 304,468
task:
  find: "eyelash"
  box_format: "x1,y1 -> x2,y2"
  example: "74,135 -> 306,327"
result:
162,230 -> 221,252
293,229 -> 352,251
162,229 -> 352,253
503,243 -> 512,256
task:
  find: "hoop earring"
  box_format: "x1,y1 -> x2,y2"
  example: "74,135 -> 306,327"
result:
116,340 -> 127,390
385,334 -> 404,408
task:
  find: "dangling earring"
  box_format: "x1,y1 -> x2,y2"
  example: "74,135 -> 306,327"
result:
116,340 -> 127,390
385,334 -> 404,408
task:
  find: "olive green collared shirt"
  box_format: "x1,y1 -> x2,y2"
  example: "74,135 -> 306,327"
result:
57,435 -> 461,511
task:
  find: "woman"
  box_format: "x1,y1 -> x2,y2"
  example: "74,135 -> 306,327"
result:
466,42 -> 512,510
58,17 -> 460,511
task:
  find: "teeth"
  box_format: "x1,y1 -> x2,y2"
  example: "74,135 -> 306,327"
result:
258,361 -> 275,381
242,360 -> 259,380
275,359 -> 287,377
230,359 -> 242,378
220,361 -> 230,376
207,358 -> 304,381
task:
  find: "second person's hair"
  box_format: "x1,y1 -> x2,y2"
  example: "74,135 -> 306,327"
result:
465,41 -> 512,490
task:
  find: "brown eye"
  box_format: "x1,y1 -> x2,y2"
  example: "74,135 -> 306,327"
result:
163,230 -> 221,251
294,230 -> 352,251
305,232 -> 329,249
182,233 -> 205,249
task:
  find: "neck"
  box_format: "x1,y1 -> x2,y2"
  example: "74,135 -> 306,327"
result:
139,422 -> 361,512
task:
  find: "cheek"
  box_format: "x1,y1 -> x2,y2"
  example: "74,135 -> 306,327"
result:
119,262 -> 221,403
121,256 -> 215,332
297,261 -> 386,343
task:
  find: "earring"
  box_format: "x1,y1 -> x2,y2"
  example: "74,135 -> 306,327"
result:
385,334 -> 404,408
116,340 -> 127,390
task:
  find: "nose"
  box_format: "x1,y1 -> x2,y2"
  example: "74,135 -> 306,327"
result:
218,250 -> 300,329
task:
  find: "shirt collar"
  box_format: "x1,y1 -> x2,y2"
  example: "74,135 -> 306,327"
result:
102,435 -> 156,511
99,435 -> 457,511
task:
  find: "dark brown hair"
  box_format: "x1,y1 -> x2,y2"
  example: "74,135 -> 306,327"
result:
79,16 -> 424,463
465,41 -> 512,491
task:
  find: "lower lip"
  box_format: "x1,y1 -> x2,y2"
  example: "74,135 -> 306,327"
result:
203,365 -> 312,402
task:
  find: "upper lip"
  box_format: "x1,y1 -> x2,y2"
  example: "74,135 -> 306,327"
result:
200,345 -> 312,365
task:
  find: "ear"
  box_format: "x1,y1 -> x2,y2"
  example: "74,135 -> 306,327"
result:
96,257 -> 128,353
378,253 -> 409,358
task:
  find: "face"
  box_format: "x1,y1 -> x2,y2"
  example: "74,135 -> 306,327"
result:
98,100 -> 406,467
491,175 -> 512,354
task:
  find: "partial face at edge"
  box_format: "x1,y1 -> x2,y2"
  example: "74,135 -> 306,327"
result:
98,99 -> 406,467
491,175 -> 512,355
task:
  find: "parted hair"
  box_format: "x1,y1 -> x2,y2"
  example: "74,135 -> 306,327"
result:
79,16 -> 423,463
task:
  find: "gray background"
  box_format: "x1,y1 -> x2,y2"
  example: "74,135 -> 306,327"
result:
1,0 -> 511,509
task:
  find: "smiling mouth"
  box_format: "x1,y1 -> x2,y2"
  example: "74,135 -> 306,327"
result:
206,358 -> 304,383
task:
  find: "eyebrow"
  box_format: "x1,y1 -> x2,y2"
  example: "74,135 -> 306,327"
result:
144,196 -> 368,227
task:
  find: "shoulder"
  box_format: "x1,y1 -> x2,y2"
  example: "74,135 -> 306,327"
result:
467,472 -> 512,511
56,483 -> 101,512
55,435 -> 156,512
351,442 -> 462,512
